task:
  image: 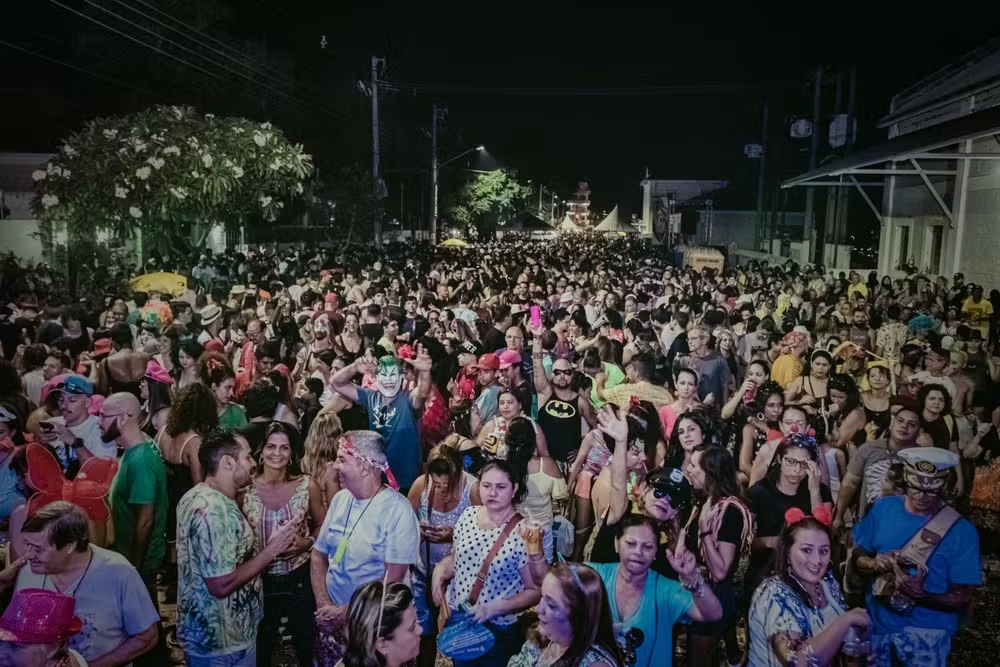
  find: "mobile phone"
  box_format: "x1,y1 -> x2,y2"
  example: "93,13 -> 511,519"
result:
529,306 -> 541,329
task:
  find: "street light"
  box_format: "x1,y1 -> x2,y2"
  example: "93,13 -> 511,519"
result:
432,145 -> 485,242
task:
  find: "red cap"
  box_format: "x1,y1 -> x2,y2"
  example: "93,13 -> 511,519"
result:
0,588 -> 82,644
93,338 -> 112,356
475,353 -> 500,371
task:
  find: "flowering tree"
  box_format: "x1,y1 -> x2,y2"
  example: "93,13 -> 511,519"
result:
445,169 -> 533,239
32,105 -> 313,259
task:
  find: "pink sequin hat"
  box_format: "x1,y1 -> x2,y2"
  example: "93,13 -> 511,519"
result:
0,588 -> 83,643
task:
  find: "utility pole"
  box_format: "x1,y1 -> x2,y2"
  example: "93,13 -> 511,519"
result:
755,100 -> 769,243
430,102 -> 439,243
371,55 -> 384,249
806,65 -> 823,264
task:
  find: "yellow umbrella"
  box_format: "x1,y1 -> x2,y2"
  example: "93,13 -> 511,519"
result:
438,238 -> 468,248
131,272 -> 188,297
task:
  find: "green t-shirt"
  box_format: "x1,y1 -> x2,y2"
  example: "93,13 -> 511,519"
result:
218,403 -> 248,432
111,439 -> 168,578
590,361 -> 626,408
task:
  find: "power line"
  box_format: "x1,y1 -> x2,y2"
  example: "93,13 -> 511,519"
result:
73,0 -> 341,122
381,81 -> 788,97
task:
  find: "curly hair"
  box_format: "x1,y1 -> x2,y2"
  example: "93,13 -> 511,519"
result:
748,380 -> 784,416
302,411 -> 343,476
198,351 -> 235,387
165,383 -> 218,438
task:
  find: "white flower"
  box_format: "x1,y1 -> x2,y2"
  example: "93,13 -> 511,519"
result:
253,132 -> 267,147
205,113 -> 215,119
46,163 -> 60,175
259,194 -> 273,207
233,127 -> 245,134
169,187 -> 188,200
135,166 -> 152,180
233,166 -> 244,179
269,159 -> 282,171
62,145 -> 77,157
31,170 -> 47,182
294,182 -> 304,195
41,194 -> 59,208
61,169 -> 71,179
147,157 -> 165,170
102,128 -> 119,139
133,141 -> 147,152
115,186 -> 128,199
163,146 -> 181,156
129,206 -> 142,218
171,106 -> 183,118
187,137 -> 200,148
276,201 -> 284,209
261,122 -> 272,130
202,153 -> 214,168
191,171 -> 201,179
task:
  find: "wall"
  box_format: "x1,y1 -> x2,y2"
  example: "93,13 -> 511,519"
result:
0,219 -> 45,261
698,210 -> 809,250
958,136 -> 1000,286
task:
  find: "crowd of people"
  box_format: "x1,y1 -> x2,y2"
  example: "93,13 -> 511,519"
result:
0,233 -> 996,667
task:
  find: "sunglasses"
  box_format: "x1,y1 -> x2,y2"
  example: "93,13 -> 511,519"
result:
622,627 -> 645,665
552,369 -> 573,377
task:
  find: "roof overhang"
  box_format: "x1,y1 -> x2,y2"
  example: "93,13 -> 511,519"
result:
782,104 -> 1000,189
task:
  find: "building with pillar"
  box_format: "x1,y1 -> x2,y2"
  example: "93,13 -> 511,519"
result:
783,39 -> 1000,285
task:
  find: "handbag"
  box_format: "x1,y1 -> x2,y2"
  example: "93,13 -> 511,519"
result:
437,511 -> 523,661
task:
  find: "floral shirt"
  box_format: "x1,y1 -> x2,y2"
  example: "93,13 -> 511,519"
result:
747,572 -> 847,667
507,639 -> 617,667
176,484 -> 263,656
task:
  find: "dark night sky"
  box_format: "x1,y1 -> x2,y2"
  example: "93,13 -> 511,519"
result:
5,2 -> 1000,221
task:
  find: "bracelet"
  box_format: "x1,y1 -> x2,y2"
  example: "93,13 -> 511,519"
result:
680,572 -> 705,596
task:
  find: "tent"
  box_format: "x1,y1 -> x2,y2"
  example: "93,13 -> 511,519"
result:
503,211 -> 554,232
559,214 -> 582,232
593,205 -> 637,233
438,238 -> 468,248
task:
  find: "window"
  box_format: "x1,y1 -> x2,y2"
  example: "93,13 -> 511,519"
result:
896,224 -> 911,268
929,225 -> 944,274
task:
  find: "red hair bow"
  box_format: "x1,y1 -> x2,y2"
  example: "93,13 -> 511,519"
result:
784,506 -> 832,527
26,443 -> 118,521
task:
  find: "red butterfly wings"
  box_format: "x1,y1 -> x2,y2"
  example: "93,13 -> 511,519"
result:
25,443 -> 118,521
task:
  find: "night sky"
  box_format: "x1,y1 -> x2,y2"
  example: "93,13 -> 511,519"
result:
5,2 -> 999,224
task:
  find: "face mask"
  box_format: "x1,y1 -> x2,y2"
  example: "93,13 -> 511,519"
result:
376,358 -> 402,399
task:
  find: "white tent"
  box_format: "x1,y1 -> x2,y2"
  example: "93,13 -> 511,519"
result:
559,214 -> 581,232
593,205 -> 636,233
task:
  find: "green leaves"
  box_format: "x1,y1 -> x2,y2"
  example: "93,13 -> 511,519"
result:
445,169 -> 533,235
33,105 -> 314,252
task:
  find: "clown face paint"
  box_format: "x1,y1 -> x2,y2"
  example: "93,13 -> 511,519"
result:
313,314 -> 330,341
376,357 -> 402,399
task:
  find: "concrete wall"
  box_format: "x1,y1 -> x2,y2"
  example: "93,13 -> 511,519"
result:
958,136 -> 1000,286
0,219 -> 45,261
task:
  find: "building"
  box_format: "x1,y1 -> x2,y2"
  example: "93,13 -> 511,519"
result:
639,179 -> 728,243
784,39 -> 1000,284
566,181 -> 592,227
0,153 -> 54,261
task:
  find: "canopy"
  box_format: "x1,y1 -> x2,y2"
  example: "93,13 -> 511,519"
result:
559,215 -> 581,232
438,238 -> 468,248
593,205 -> 636,233
130,272 -> 187,297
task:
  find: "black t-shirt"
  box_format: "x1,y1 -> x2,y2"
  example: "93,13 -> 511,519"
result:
481,327 -> 506,353
748,477 -> 832,539
684,501 -> 747,578
537,395 -> 582,464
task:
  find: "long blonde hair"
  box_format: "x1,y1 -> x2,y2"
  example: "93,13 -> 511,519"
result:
302,411 -> 343,476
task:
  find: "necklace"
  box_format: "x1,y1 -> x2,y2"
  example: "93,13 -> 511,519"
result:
332,485 -> 385,564
44,548 -> 94,597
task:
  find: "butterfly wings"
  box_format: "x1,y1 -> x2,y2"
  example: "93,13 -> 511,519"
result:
25,443 -> 118,521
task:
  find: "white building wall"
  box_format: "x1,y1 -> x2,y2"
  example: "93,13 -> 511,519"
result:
958,137 -> 1000,285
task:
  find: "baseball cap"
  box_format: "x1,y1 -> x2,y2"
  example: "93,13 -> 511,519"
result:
55,374 -> 94,397
458,340 -> 483,358
498,349 -> 521,370
646,467 -> 693,512
475,353 -> 500,371
93,338 -> 112,356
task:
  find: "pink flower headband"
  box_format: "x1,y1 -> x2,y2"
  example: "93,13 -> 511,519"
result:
340,435 -> 399,490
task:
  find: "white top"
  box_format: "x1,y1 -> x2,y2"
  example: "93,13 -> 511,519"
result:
50,416 -> 118,468
446,506 -> 528,627
314,488 -> 420,605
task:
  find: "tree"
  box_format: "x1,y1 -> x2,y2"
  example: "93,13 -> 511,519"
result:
32,105 -> 313,260
444,169 -> 533,238
316,162 -> 379,246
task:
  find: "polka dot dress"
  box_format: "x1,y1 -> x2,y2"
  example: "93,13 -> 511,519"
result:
447,505 -> 528,627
